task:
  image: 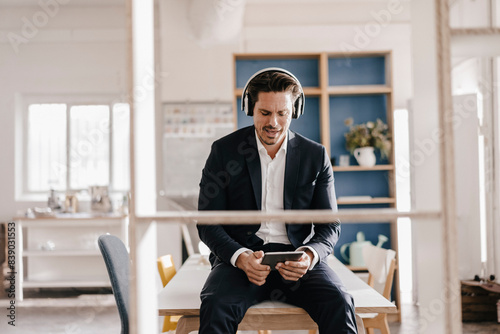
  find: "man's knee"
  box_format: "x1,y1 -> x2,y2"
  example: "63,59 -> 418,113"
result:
201,292 -> 225,310
201,292 -> 247,320
342,290 -> 355,307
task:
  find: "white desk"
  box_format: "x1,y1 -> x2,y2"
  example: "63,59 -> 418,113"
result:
158,254 -> 396,327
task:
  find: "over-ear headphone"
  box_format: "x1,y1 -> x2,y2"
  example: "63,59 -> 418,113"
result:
241,67 -> 305,119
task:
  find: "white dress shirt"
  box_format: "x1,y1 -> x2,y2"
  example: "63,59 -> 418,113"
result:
255,130 -> 289,244
230,131 -> 319,269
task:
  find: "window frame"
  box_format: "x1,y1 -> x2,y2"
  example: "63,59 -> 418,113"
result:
17,94 -> 129,201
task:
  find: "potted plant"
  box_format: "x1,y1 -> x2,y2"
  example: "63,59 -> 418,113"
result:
344,118 -> 392,167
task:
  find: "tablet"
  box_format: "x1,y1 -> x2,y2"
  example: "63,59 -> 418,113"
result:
261,251 -> 305,269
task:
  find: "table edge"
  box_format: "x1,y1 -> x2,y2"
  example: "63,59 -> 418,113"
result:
158,305 -> 397,317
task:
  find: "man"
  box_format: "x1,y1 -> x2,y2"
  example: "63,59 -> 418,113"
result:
197,68 -> 358,333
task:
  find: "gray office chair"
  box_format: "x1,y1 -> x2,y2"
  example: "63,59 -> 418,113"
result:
98,234 -> 130,334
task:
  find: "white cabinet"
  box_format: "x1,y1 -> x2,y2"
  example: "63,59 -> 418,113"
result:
14,215 -> 128,301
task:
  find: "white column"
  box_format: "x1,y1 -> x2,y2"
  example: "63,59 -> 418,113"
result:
127,0 -> 158,332
130,220 -> 158,334
130,0 -> 157,217
410,0 -> 462,333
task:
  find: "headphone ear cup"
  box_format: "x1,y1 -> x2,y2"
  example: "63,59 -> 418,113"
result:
243,93 -> 251,116
293,95 -> 303,119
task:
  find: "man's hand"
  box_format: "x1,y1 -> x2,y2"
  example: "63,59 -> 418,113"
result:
235,250 -> 271,286
276,249 -> 312,281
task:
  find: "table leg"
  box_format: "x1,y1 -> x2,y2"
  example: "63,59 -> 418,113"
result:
176,315 -> 200,334
356,314 -> 366,334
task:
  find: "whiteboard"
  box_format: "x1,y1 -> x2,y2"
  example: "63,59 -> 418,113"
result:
161,102 -> 234,197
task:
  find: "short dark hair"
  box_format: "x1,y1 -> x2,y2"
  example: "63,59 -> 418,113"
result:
246,71 -> 301,115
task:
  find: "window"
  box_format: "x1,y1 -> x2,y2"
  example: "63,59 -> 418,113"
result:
20,96 -> 130,198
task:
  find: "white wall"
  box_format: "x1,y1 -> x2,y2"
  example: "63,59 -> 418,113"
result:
0,4 -> 127,222
453,94 -> 482,280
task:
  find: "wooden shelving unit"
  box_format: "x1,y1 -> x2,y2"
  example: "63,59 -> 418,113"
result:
13,215 -> 128,301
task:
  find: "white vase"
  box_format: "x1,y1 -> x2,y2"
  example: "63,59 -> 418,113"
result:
353,147 -> 376,167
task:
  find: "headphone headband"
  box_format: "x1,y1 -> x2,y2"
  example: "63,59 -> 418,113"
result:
241,67 -> 305,119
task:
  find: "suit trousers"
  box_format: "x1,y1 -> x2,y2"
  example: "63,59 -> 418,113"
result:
199,249 -> 358,333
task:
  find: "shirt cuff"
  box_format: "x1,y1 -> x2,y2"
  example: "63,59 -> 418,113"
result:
230,247 -> 252,267
297,246 -> 319,270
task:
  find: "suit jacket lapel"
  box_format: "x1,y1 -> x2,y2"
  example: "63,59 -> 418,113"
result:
244,128 -> 262,210
284,131 -> 300,210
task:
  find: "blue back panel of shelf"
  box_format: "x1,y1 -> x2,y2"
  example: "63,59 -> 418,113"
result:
328,56 -> 385,86
235,58 -> 319,88
236,97 -> 321,144
334,171 -> 389,198
329,94 -> 388,165
334,221 -> 392,265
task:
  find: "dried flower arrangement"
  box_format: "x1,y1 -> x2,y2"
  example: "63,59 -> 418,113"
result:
344,117 -> 392,159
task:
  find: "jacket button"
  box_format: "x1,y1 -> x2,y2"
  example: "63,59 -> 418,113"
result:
247,231 -> 252,235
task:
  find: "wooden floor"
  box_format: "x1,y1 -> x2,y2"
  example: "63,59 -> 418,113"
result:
0,291 -> 498,333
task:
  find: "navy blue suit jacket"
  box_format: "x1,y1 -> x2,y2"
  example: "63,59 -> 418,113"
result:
197,126 -> 340,267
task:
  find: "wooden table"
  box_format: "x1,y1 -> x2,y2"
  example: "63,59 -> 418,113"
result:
158,254 -> 396,333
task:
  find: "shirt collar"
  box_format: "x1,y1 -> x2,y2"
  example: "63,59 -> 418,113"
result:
255,129 -> 288,158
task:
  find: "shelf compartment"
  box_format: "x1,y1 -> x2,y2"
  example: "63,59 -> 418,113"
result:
334,222 -> 392,264
327,85 -> 391,95
23,279 -> 110,288
15,217 -> 126,228
333,165 -> 394,172
328,56 -> 386,86
27,255 -> 109,283
235,57 -> 320,88
23,250 -> 101,257
329,94 -> 389,166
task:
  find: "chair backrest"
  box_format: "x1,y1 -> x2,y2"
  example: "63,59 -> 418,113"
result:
362,244 -> 396,300
98,234 -> 130,334
181,223 -> 197,256
181,223 -> 211,256
157,254 -> 177,287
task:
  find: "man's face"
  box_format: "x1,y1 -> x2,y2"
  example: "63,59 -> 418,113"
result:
253,91 -> 293,154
